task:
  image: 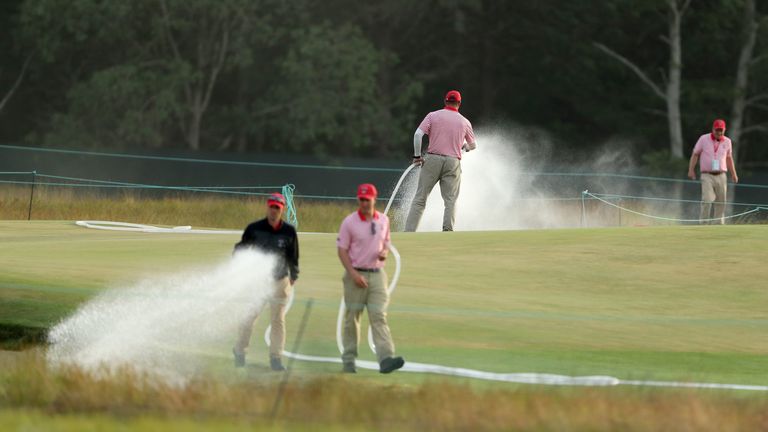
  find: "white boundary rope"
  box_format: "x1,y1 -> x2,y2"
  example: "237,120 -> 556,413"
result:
75,220 -> 242,234
583,191 -> 764,223
76,219 -> 768,390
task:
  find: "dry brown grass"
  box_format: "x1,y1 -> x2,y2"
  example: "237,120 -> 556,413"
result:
0,185 -> 356,232
2,350 -> 767,431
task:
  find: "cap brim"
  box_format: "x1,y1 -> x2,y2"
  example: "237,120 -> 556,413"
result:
267,200 -> 285,208
357,194 -> 376,200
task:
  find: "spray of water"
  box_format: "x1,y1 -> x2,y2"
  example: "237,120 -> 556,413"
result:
47,249 -> 277,384
389,126 -> 662,230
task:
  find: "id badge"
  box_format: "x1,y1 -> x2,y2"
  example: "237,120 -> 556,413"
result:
711,159 -> 721,171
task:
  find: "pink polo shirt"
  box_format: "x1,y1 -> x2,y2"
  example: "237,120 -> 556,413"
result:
418,107 -> 475,159
336,210 -> 390,269
692,133 -> 732,173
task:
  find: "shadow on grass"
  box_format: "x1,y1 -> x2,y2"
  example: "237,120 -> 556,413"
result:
0,323 -> 48,350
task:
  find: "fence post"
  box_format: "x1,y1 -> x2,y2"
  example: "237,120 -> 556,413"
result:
581,190 -> 587,227
27,170 -> 36,221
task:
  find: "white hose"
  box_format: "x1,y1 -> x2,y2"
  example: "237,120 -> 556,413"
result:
77,220 -> 768,390
383,163 -> 417,216
75,220 -> 241,234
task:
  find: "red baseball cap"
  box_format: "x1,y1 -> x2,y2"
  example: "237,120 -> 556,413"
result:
444,90 -> 461,103
267,192 -> 286,209
712,119 -> 726,130
357,183 -> 378,200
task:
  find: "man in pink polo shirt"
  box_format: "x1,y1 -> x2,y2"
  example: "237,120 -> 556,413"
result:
687,119 -> 739,224
405,90 -> 477,232
337,183 -> 404,374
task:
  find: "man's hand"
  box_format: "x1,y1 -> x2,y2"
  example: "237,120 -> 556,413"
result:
378,249 -> 388,261
687,170 -> 697,180
290,278 -> 296,285
731,173 -> 739,183
352,271 -> 368,288
412,156 -> 424,166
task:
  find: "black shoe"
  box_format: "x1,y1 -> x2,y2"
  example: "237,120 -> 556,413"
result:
342,362 -> 357,373
233,348 -> 245,368
379,356 -> 404,374
270,357 -> 286,371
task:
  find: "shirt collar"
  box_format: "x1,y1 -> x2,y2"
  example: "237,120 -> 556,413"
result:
710,132 -> 724,142
444,106 -> 459,112
357,210 -> 379,221
270,219 -> 283,231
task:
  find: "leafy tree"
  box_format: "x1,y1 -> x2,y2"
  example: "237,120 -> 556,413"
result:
267,24 -> 383,157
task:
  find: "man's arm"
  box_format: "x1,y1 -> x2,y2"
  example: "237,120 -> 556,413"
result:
412,128 -> 425,165
338,247 -> 367,288
462,123 -> 477,152
288,230 -> 299,283
727,154 -> 739,183
378,218 -> 391,261
234,225 -> 252,252
687,153 -> 699,180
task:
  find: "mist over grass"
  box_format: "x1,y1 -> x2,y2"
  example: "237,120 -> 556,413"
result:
384,125 -> 752,231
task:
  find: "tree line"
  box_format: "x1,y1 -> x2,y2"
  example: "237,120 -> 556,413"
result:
1,0 -> 767,172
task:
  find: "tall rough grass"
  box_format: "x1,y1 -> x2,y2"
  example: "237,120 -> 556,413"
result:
1,350 -> 767,431
0,186 -> 356,232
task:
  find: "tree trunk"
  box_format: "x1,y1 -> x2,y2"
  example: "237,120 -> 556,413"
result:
188,95 -> 203,150
594,1 -> 689,161
730,0 -> 758,163
666,0 -> 685,159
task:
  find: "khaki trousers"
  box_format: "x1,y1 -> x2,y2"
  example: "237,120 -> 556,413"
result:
700,173 -> 727,225
405,154 -> 462,231
342,269 -> 395,364
234,276 -> 292,358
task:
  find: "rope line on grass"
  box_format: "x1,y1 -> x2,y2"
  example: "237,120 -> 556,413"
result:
72,220 -> 768,391
591,192 -> 768,208
583,191 -> 767,223
0,171 -> 35,175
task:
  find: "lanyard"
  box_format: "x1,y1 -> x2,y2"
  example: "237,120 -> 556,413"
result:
712,138 -> 720,156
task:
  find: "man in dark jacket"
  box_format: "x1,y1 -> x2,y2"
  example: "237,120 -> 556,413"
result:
232,192 -> 299,371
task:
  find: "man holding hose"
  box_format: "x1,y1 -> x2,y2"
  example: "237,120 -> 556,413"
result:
405,90 -> 477,232
232,192 -> 299,371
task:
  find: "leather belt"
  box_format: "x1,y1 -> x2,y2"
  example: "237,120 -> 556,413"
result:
354,267 -> 380,273
703,171 -> 725,175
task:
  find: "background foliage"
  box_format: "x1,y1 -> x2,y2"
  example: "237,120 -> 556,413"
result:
1,0 -> 767,168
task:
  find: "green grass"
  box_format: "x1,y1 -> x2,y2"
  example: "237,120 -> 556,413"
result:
1,221 -> 767,384
1,220 -> 768,430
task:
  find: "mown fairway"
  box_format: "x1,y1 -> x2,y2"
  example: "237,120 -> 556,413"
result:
1,221 -> 768,430
2,221 -> 768,383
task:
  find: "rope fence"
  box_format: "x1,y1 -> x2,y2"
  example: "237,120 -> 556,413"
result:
0,171 -> 298,227
2,169 -> 768,228
2,144 -> 768,190
581,190 -> 768,226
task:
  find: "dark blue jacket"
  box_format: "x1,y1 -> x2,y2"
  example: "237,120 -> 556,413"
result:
235,218 -> 299,281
